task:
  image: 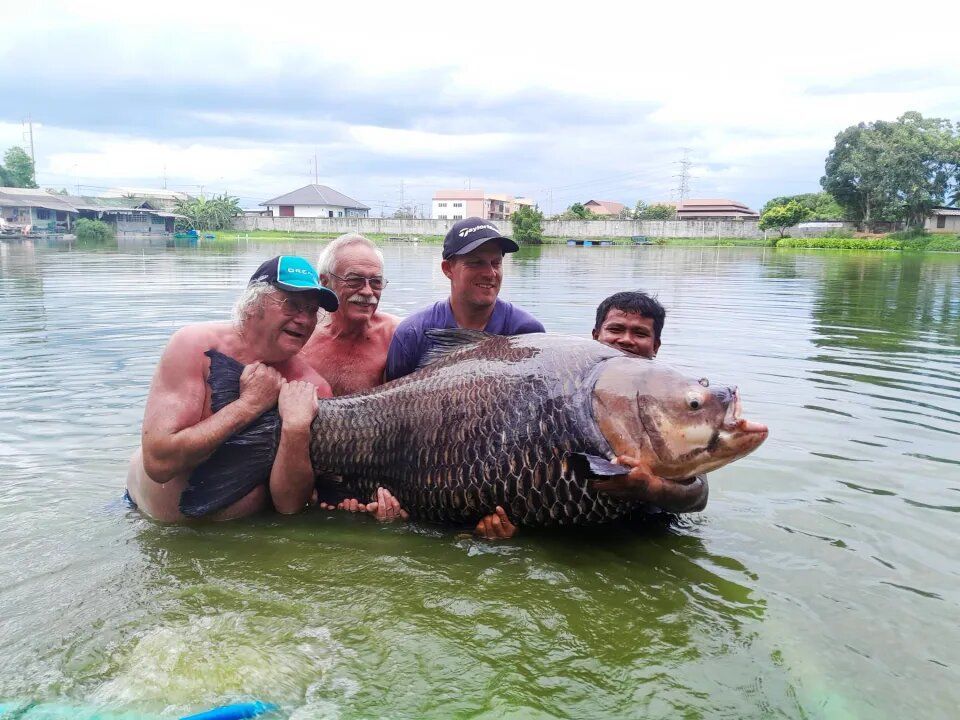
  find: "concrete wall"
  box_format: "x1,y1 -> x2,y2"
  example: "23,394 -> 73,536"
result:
924,215 -> 960,233
232,215 -> 854,239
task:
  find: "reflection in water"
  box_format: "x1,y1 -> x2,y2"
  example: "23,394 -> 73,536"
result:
1,241 -> 958,718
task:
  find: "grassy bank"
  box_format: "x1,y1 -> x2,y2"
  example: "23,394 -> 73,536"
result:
210,229 -> 444,243
213,228 -> 960,253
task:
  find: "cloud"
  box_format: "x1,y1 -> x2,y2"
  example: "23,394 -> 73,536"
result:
1,0 -> 958,213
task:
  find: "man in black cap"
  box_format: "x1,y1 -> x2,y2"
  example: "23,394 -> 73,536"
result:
385,217 -> 544,382
382,218 -> 543,539
126,256 -> 338,522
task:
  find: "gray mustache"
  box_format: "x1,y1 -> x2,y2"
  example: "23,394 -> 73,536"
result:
347,295 -> 378,306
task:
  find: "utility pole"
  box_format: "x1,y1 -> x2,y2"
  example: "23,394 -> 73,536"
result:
23,117 -> 37,185
673,147 -> 692,204
314,151 -> 319,185
163,164 -> 167,190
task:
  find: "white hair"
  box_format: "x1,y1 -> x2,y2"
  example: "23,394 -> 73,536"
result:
232,281 -> 276,328
316,233 -> 384,282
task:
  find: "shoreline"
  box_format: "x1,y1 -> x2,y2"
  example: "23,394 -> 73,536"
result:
208,230 -> 960,253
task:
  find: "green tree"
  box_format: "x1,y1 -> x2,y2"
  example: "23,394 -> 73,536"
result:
759,200 -> 811,237
568,202 -> 594,219
174,193 -> 240,230
1,147 -> 38,188
511,205 -> 543,245
822,112 -> 959,230
632,200 -> 648,219
761,192 -> 846,221
638,203 -> 676,220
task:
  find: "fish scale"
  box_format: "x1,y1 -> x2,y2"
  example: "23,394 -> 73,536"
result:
308,334 -> 636,525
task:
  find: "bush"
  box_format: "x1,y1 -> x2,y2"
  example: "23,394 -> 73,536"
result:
925,235 -> 960,252
74,218 -> 114,242
820,228 -> 855,238
511,205 -> 544,245
776,237 -> 902,250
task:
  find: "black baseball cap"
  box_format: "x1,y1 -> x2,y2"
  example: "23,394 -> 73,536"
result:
442,217 -> 520,260
248,255 -> 339,312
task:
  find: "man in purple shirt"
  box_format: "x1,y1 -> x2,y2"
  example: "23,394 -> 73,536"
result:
385,217 -> 544,381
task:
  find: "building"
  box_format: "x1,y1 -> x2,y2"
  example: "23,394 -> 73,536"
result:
0,187 -> 78,234
66,195 -> 178,235
432,190 -> 535,221
925,206 -> 960,233
102,187 -> 191,211
675,199 -> 759,220
260,184 -> 370,218
583,200 -> 627,217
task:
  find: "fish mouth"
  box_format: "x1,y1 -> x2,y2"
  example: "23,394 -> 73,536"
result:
723,389 -> 769,437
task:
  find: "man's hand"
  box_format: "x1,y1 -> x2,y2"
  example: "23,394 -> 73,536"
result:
320,487 -> 410,522
592,455 -> 708,513
238,362 -> 284,416
364,487 -> 410,522
278,380 -> 318,431
474,506 -> 517,539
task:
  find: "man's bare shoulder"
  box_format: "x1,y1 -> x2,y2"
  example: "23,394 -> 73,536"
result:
165,322 -> 235,353
373,312 -> 402,336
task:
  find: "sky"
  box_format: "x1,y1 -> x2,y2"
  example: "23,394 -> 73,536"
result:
2,0 -> 959,215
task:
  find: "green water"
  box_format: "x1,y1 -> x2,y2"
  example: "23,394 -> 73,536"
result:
0,238 -> 958,719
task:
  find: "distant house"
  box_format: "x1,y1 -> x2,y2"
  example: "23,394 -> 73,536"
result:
66,195 -> 178,235
676,199 -> 759,220
0,187 -> 78,234
261,184 -> 370,218
432,190 -> 534,221
925,206 -> 960,233
583,200 -> 627,217
103,187 -> 191,211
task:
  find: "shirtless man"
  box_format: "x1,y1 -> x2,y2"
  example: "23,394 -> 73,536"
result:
126,256 -> 338,522
300,233 -> 400,395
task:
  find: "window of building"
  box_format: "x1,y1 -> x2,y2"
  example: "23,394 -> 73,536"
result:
937,215 -> 946,229
36,208 -> 51,220
338,211 -> 343,217
437,202 -> 447,207
453,202 -> 462,207
453,215 -> 463,220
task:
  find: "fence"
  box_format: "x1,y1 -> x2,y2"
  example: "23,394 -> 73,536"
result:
232,216 -> 854,239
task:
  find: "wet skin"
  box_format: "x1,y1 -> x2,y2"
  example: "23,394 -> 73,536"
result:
126,289 -> 331,522
301,244 -> 400,396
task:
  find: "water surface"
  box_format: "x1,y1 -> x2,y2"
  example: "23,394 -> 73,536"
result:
1,238 -> 958,719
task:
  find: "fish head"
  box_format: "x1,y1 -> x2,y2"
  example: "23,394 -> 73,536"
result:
591,357 -> 768,479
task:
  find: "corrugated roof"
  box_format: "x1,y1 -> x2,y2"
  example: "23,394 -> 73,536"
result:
0,187 -> 78,212
931,207 -> 960,216
584,199 -> 627,215
261,184 -> 370,210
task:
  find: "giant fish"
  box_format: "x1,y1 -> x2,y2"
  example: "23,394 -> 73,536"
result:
181,331 -> 768,525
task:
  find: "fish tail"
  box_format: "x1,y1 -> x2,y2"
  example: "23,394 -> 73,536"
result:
179,350 -> 281,518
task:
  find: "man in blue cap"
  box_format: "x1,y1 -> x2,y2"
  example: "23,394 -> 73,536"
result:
126,256 -> 339,522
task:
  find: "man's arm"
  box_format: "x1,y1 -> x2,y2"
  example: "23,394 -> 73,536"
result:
141,329 -> 282,483
270,380 -> 319,514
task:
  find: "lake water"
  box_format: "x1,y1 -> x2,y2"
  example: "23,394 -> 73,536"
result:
0,238 -> 958,719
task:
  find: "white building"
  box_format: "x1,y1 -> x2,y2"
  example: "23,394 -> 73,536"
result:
260,184 -> 370,218
431,189 -> 535,221
925,206 -> 960,233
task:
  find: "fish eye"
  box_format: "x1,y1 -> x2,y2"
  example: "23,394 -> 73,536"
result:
686,392 -> 703,410
699,377 -> 709,387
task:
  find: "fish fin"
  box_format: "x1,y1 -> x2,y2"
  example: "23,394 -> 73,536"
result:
418,328 -> 493,369
572,452 -> 630,477
179,350 -> 281,518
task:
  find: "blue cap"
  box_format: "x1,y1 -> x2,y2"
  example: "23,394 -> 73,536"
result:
249,255 -> 339,311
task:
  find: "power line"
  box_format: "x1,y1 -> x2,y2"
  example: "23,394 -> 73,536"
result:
673,147 -> 692,203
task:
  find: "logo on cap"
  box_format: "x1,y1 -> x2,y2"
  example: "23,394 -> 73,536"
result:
459,224 -> 498,238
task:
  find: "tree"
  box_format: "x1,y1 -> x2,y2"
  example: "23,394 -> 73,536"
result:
567,202 -> 594,220
759,201 -> 811,237
761,192 -> 846,221
511,205 -> 543,245
1,147 -> 37,188
637,203 -> 676,220
821,112 -> 959,230
632,200 -> 648,219
174,193 -> 240,230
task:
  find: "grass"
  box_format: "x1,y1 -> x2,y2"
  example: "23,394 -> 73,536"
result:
211,228 -> 960,253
